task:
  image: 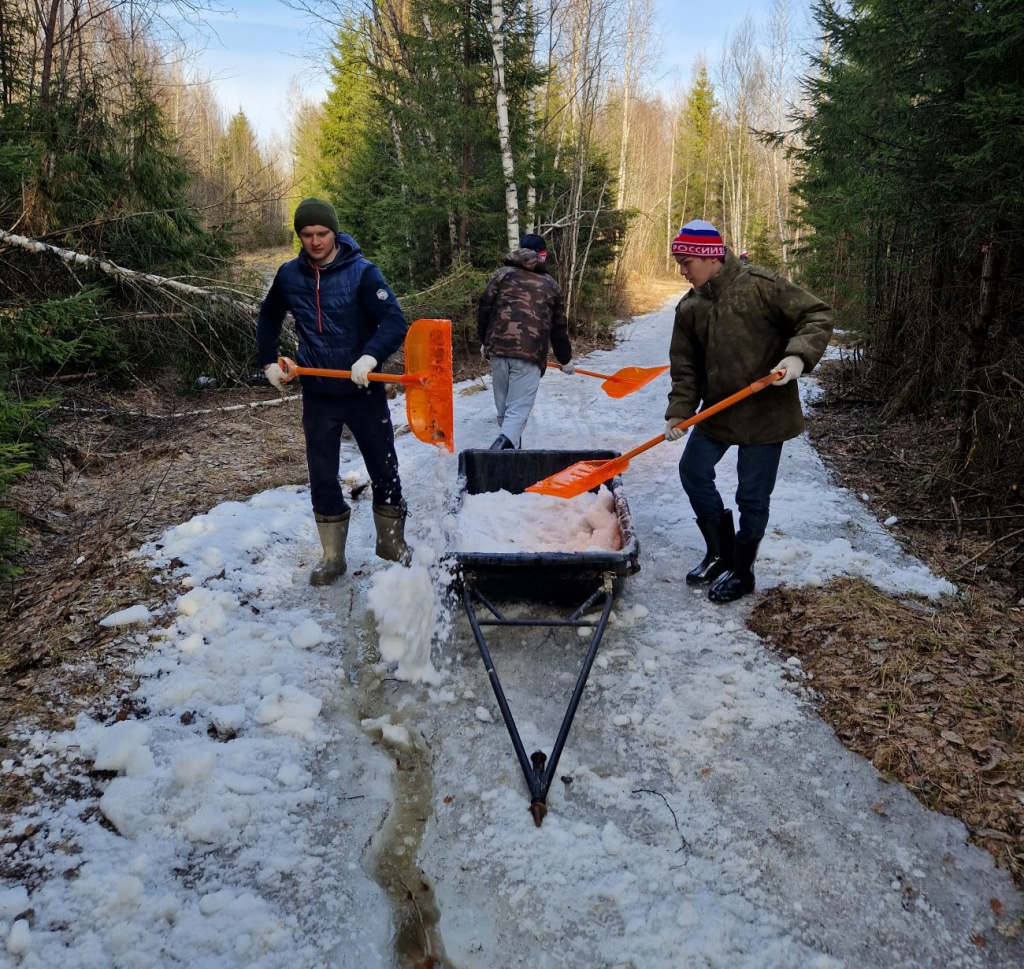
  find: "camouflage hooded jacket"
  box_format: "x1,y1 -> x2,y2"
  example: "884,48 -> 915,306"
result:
666,251 -> 833,445
477,248 -> 572,371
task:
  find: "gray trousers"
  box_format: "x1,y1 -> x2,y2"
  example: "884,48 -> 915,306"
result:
490,356 -> 541,448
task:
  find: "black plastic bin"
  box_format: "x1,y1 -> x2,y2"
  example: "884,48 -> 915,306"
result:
450,449 -> 641,602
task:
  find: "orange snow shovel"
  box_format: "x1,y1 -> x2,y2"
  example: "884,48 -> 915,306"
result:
279,317 -> 454,452
549,361 -> 669,398
526,370 -> 784,499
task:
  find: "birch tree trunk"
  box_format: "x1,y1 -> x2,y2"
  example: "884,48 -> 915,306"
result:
525,0 -> 538,232
616,0 -> 633,210
665,116 -> 676,272
488,0 -> 521,252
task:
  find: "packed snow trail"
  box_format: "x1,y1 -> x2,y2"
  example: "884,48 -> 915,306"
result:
1,297 -> 1022,968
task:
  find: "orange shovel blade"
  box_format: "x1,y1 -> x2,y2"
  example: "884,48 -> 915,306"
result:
600,365 -> 669,399
550,362 -> 669,398
525,455 -> 630,499
404,318 -> 454,452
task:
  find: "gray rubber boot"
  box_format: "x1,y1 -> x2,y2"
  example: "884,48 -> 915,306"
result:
310,510 -> 350,586
373,501 -> 412,565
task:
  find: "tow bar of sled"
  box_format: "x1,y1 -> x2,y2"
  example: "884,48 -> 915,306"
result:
452,449 -> 641,826
462,575 -> 616,826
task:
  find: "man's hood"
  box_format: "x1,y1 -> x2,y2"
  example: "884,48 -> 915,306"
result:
504,247 -> 549,274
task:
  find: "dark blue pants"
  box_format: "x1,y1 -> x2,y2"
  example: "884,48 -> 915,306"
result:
678,427 -> 783,544
302,387 -> 403,517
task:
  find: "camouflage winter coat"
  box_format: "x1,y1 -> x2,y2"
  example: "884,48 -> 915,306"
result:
666,251 -> 833,445
477,248 -> 572,371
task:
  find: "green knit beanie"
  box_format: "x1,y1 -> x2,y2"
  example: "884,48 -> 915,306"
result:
294,197 -> 340,234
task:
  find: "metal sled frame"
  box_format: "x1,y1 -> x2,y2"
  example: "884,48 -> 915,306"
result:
461,573 -> 617,827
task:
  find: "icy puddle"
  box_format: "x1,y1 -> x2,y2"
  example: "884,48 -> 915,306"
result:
358,673 -> 454,968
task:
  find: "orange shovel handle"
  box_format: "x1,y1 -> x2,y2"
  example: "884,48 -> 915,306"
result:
623,370 -> 784,463
278,357 -> 427,386
549,362 -> 615,381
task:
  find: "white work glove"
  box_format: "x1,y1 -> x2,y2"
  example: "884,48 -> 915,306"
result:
773,354 -> 805,386
560,359 -> 575,375
664,419 -> 687,442
480,344 -> 487,360
264,362 -> 290,392
350,354 -> 378,388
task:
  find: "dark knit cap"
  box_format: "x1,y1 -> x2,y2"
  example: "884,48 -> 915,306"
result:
294,197 -> 340,234
520,233 -> 547,254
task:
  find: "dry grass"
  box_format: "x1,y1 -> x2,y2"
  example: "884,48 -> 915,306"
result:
620,273 -> 687,318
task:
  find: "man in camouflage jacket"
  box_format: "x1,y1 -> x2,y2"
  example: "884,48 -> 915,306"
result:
477,234 -> 574,449
665,219 -> 833,603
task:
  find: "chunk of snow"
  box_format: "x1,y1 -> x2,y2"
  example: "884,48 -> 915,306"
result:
6,919 -> 31,955
602,821 -> 623,856
255,686 -> 322,738
884,516 -> 898,527
93,721 -> 152,774
290,618 -> 324,650
382,723 -> 413,747
99,776 -> 154,837
475,706 -> 493,723
99,604 -> 152,627
209,704 -> 246,737
199,889 -> 234,916
277,763 -> 302,787
367,563 -> 441,684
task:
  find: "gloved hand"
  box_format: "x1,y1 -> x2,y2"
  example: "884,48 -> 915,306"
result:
264,362 -> 291,392
480,344 -> 487,360
664,419 -> 687,442
560,359 -> 575,375
773,354 -> 805,386
350,354 -> 378,388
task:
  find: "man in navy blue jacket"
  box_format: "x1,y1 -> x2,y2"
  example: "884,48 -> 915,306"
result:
257,198 -> 411,585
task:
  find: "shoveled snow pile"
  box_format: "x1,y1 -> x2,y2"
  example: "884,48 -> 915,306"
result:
452,487 -> 622,553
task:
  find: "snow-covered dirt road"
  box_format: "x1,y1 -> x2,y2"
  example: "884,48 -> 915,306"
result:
2,297 -> 1022,969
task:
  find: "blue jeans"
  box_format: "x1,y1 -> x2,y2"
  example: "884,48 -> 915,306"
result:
678,427 -> 783,544
490,357 -> 542,448
302,387 -> 403,516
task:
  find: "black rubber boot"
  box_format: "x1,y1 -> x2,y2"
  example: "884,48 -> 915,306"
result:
373,501 -> 412,565
686,510 -> 735,586
708,538 -> 759,603
310,510 -> 350,586
490,434 -> 515,450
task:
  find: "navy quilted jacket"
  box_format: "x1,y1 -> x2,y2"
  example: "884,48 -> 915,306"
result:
256,233 -> 409,397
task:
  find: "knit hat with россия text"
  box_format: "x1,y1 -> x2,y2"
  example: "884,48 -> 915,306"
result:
671,219 -> 726,258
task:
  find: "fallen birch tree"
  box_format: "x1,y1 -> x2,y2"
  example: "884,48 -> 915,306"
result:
0,229 -> 261,313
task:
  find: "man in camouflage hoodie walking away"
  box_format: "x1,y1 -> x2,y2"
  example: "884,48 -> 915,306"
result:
665,219 -> 833,603
477,234 -> 574,449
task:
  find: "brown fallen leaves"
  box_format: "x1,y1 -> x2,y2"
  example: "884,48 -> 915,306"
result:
749,577 -> 1024,889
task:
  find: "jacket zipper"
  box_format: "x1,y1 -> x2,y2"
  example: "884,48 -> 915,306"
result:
314,266 -> 323,334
